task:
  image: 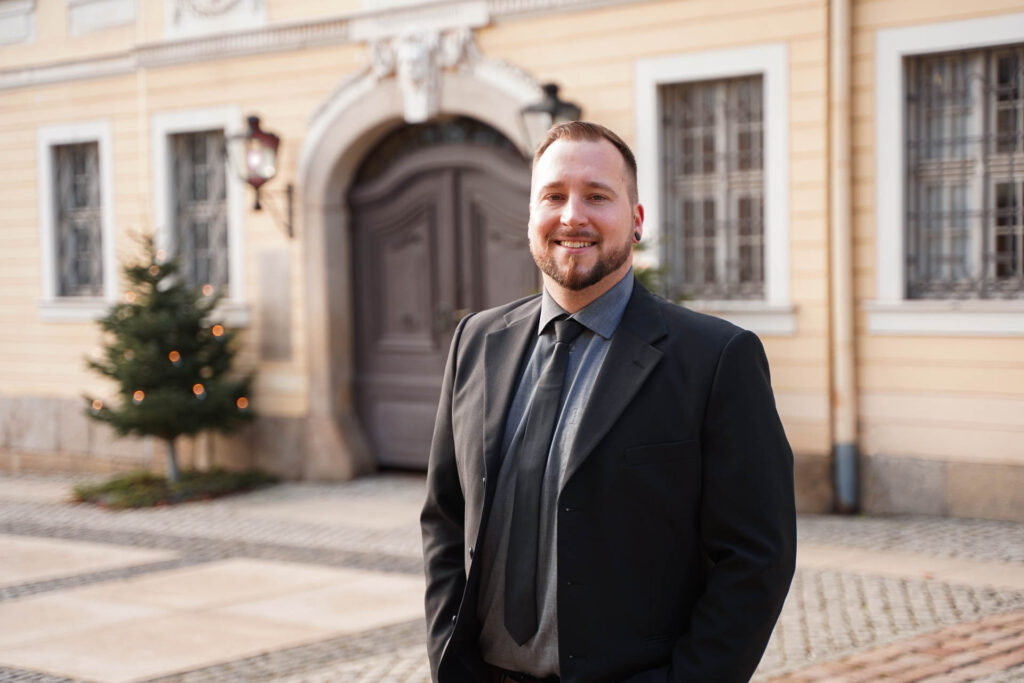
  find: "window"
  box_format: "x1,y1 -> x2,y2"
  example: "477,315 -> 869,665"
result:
172,130 -> 229,291
660,75 -> 765,301
53,142 -> 103,296
872,13 -> 1024,335
151,107 -> 246,322
0,0 -> 35,46
37,121 -> 115,319
635,44 -> 792,335
905,46 -> 1024,299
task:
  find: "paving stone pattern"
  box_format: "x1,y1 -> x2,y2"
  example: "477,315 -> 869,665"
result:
766,608 -> 1024,682
144,620 -> 428,683
798,515 -> 1024,564
756,570 -> 1024,678
2,475 -> 1024,682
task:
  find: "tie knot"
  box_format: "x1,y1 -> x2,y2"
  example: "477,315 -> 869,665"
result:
553,317 -> 585,345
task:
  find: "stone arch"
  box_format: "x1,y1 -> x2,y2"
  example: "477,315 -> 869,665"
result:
296,59 -> 543,479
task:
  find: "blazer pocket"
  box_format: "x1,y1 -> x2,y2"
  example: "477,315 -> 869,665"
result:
623,439 -> 699,466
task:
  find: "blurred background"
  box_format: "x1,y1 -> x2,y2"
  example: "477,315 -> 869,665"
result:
2,2 -> 1024,681
1,0 -> 1023,535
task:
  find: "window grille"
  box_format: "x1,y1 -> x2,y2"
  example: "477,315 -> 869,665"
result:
660,75 -> 764,300
172,130 -> 229,291
906,45 -> 1024,298
53,142 -> 103,297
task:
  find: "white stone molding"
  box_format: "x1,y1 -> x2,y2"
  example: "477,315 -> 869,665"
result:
634,43 -> 793,336
164,0 -> 266,41
139,18 -> 350,68
296,55 -> 541,477
350,0 -> 488,40
488,0 -> 644,17
0,53 -> 134,91
0,0 -> 34,46
368,27 -> 476,123
871,12 -> 1024,336
865,300 -> 1024,337
150,107 -> 249,318
0,0 -> 645,91
67,0 -> 135,36
302,31 -> 540,182
36,120 -> 117,322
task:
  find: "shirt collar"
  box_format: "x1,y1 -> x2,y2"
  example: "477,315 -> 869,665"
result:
538,268 -> 634,340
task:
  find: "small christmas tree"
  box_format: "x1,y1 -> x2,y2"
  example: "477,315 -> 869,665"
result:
85,236 -> 254,482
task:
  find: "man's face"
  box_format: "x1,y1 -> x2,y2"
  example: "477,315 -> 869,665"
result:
528,138 -> 643,298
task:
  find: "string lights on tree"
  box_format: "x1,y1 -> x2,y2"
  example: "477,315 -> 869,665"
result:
84,235 -> 254,482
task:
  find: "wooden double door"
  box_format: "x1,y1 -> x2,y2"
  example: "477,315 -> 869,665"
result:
349,142 -> 536,468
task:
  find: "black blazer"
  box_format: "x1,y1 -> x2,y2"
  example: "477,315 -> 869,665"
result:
421,280 -> 796,683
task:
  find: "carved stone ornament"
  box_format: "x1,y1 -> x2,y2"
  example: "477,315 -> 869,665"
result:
179,0 -> 245,16
170,0 -> 263,31
369,27 -> 475,123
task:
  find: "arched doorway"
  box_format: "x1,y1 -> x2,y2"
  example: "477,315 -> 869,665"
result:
349,117 -> 538,468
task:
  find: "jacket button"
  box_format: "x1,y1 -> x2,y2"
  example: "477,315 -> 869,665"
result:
469,546 -> 475,559
451,614 -> 457,623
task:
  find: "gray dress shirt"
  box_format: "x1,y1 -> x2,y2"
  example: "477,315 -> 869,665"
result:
476,269 -> 634,677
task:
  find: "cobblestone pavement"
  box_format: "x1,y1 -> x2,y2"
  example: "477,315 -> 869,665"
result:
765,609 -> 1024,683
797,515 -> 1024,564
0,473 -> 1023,682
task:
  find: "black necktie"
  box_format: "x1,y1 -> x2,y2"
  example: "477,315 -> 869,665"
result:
505,316 -> 585,645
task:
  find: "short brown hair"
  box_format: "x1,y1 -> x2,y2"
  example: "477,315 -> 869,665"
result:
532,121 -> 639,204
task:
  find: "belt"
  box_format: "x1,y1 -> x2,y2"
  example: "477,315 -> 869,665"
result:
490,665 -> 560,683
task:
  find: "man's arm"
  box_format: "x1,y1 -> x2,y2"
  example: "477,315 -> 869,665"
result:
626,329 -> 797,682
421,314 -> 472,681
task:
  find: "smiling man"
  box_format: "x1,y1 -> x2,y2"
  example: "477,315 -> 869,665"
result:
421,121 -> 796,683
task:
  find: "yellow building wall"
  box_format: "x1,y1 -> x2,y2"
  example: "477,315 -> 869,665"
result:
1,40 -> 366,427
478,0 -> 835,462
851,0 -> 1024,470
2,0 -> 835,466
2,0 -> 840,490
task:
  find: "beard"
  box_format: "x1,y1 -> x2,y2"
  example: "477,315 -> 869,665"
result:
530,234 -> 632,291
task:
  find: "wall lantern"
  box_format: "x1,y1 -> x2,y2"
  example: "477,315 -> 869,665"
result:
519,83 -> 583,152
227,115 -> 293,238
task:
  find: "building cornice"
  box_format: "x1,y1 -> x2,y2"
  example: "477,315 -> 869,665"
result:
136,14 -> 352,68
0,0 -> 646,91
0,52 -> 136,91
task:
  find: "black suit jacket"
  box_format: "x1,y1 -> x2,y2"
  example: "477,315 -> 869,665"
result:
421,280 -> 796,683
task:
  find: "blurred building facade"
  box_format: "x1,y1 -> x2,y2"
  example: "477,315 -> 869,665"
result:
1,0 -> 1022,521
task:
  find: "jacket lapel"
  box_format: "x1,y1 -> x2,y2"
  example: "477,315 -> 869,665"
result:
563,283 -> 668,485
483,299 -> 541,482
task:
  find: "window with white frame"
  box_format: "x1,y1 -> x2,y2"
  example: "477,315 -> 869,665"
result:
872,13 -> 1024,336
660,75 -> 765,301
905,45 -> 1024,299
0,0 -> 35,46
53,141 -> 104,296
635,44 -> 791,335
171,129 -> 229,291
36,121 -> 116,319
152,107 -> 246,320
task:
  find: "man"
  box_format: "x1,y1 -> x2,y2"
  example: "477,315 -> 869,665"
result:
421,121 -> 796,683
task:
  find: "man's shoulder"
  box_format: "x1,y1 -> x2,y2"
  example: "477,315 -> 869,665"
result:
638,286 -> 747,345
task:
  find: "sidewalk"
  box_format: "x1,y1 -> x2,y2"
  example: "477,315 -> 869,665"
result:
0,473 -> 1022,682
